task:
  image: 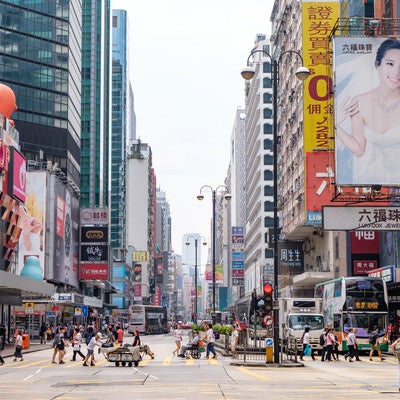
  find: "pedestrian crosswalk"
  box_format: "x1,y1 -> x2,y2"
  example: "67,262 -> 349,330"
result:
1,355 -> 220,369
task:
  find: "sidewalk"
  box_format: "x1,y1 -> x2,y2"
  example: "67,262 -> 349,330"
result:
1,340 -> 51,359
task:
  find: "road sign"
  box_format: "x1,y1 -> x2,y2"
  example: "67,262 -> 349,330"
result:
265,338 -> 273,347
263,314 -> 274,327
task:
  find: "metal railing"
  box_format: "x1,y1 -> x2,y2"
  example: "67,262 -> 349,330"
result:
222,330 -> 300,364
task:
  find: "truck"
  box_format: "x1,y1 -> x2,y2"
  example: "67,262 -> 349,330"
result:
279,298 -> 325,353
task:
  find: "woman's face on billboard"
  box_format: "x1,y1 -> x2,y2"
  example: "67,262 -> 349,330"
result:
378,48 -> 400,90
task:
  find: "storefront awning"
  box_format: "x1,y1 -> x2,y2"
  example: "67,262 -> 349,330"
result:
0,269 -> 55,304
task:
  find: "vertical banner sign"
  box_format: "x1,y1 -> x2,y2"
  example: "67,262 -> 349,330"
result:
302,1 -> 338,226
231,227 -> 244,286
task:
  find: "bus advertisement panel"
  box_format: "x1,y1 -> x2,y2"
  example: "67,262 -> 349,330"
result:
315,277 -> 389,351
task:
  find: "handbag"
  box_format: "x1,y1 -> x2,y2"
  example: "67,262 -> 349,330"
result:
303,344 -> 312,356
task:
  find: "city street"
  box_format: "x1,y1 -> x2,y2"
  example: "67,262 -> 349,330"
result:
0,332 -> 399,399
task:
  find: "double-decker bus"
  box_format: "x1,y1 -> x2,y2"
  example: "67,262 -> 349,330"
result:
128,305 -> 168,335
315,276 -> 389,351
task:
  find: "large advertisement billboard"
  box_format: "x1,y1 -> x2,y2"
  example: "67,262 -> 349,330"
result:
47,175 -> 79,287
17,171 -> 46,277
334,36 -> 400,185
302,1 -> 338,226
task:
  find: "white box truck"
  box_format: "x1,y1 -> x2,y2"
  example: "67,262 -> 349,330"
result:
279,298 -> 325,352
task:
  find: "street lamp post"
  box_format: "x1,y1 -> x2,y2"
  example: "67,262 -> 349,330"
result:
185,235 -> 207,323
197,185 -> 231,324
241,49 -> 310,363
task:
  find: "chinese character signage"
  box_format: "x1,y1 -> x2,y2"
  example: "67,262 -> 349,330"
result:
302,1 -> 338,226
231,226 -> 244,286
278,240 -> 304,275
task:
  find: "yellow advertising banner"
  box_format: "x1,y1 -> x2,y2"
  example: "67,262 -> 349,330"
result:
132,251 -> 149,262
302,0 -> 338,151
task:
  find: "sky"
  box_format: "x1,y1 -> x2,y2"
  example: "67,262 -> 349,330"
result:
111,0 -> 272,255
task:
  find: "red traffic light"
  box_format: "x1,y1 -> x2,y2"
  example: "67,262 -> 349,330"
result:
263,283 -> 273,296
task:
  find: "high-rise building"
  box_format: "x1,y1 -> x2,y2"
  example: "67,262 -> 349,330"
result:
0,0 -> 82,192
242,35 -> 273,297
80,0 -> 111,208
110,9 -> 129,250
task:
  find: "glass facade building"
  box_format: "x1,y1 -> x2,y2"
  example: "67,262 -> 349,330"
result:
110,9 -> 128,250
80,0 -> 111,208
0,0 -> 82,190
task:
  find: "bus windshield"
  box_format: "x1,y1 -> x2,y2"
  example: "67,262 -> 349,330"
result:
343,312 -> 387,337
288,315 -> 324,330
344,279 -> 387,312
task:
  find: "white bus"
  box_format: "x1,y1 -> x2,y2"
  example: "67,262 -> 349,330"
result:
128,305 -> 168,335
315,276 -> 389,352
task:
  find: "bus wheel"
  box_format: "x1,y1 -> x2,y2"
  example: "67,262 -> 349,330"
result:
115,362 -> 120,367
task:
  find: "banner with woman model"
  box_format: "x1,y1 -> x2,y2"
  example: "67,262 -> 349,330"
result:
334,36 -> 400,186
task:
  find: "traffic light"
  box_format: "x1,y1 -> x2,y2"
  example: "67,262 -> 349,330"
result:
263,283 -> 274,312
255,296 -> 265,316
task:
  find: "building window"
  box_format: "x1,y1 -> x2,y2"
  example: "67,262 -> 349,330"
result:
264,216 -> 273,227
263,62 -> 272,73
264,201 -> 273,212
263,123 -> 272,134
263,92 -> 272,103
264,169 -> 273,180
265,248 -> 273,258
263,77 -> 272,88
264,185 -> 273,196
264,138 -> 272,151
264,154 -> 273,165
263,107 -> 272,119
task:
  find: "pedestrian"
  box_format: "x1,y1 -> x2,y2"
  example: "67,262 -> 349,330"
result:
369,326 -> 384,361
344,328 -> 357,362
71,327 -> 85,361
39,322 -> 46,344
116,325 -> 124,346
178,331 -> 200,358
83,332 -> 102,367
51,327 -> 61,363
391,336 -> 400,391
325,328 -> 336,362
13,330 -> 23,361
353,328 -> 361,361
320,328 -> 327,362
172,324 -> 182,356
202,323 -> 217,359
299,326 -> 315,361
56,327 -> 67,364
133,329 -> 141,347
0,350 -> 4,365
334,333 -> 340,361
230,324 -> 239,359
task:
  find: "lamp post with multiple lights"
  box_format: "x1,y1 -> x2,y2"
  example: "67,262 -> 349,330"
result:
197,185 -> 231,324
241,49 -> 310,363
185,235 -> 207,322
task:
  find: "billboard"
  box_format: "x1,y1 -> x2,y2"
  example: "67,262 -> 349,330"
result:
81,226 -> 108,244
302,1 -> 338,226
334,36 -> 400,185
17,171 -> 46,276
80,207 -> 108,225
323,206 -> 400,230
47,175 -> 79,287
8,147 -> 26,203
278,241 -> 304,275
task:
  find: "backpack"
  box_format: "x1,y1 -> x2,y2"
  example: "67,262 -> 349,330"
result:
319,333 -> 326,346
85,332 -> 93,345
369,333 -> 377,345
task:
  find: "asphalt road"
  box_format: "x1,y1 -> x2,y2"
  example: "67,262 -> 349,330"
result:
0,331 -> 399,400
